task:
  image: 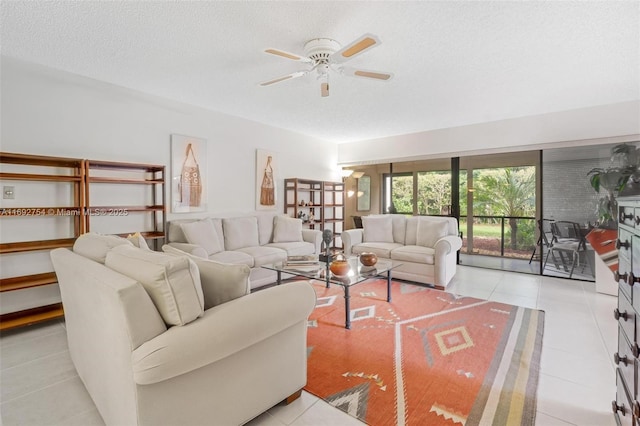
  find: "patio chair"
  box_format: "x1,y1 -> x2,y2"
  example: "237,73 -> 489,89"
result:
543,220 -> 592,278
529,219 -> 553,264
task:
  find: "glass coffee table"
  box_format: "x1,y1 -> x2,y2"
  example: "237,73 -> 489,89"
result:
262,257 -> 401,329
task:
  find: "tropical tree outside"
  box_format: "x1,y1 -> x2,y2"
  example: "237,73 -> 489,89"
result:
473,167 -> 536,249
386,166 -> 536,255
417,171 -> 451,214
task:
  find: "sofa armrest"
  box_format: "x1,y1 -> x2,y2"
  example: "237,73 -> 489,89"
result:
342,229 -> 363,256
132,281 -> 316,385
164,242 -> 208,258
302,229 -> 322,254
434,235 -> 463,255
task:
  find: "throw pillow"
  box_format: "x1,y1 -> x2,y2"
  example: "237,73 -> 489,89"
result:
273,215 -> 303,243
127,232 -> 151,250
222,217 -> 260,250
163,245 -> 251,309
181,218 -> 223,256
106,245 -> 204,326
362,216 -> 394,243
416,219 -> 449,247
73,232 -> 133,264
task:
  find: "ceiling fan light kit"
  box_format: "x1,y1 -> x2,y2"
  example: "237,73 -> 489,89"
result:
261,33 -> 393,97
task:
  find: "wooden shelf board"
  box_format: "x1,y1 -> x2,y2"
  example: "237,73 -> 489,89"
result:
0,272 -> 57,292
87,177 -> 164,184
86,160 -> 164,172
113,231 -> 165,239
0,304 -> 64,331
0,238 -> 75,254
87,205 -> 164,212
1,152 -> 83,168
0,172 -> 81,182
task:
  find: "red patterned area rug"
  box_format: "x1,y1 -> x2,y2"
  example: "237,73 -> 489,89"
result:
304,279 -> 544,426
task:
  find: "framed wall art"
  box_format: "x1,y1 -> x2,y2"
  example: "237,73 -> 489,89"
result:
256,149 -> 277,210
171,134 -> 207,213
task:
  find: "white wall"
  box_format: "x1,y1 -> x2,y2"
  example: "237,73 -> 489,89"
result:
0,57 -> 339,314
337,100 -> 640,165
1,57 -> 340,215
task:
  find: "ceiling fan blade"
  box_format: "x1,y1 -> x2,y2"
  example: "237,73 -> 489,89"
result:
264,48 -> 312,63
341,66 -> 393,81
330,33 -> 381,63
259,71 -> 307,86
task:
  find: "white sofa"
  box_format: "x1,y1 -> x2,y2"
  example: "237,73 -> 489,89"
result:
167,213 -> 322,289
342,214 -> 462,289
50,233 -> 316,426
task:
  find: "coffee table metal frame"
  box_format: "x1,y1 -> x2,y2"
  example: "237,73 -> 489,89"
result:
263,257 -> 400,329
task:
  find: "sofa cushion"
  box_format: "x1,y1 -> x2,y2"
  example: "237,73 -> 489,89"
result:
180,218 -> 223,256
106,245 -> 204,326
223,217 -> 260,250
237,246 -> 287,267
163,245 -> 251,309
73,232 -> 133,264
362,216 -> 394,243
208,250 -> 254,267
273,215 -> 303,243
390,245 -> 436,265
127,232 -> 151,250
352,242 -> 403,259
265,241 -> 315,256
417,219 -> 449,247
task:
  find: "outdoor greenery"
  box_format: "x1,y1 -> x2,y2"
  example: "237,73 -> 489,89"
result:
390,166 -> 537,252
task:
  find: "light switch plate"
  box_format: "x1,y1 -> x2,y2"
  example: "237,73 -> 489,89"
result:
3,186 -> 15,199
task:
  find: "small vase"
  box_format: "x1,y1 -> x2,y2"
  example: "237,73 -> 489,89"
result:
330,255 -> 350,276
359,252 -> 378,267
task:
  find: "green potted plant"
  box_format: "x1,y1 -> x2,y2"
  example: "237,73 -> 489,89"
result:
587,143 -> 640,228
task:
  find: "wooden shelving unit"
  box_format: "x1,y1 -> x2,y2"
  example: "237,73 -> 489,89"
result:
284,178 -> 345,248
0,154 -> 167,330
284,178 -> 324,229
84,160 -> 166,250
323,181 -> 345,249
0,152 -> 85,330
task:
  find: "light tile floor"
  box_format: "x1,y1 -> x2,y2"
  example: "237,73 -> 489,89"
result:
1,265 -> 617,426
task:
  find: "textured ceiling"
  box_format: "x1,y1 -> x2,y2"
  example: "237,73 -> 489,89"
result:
1,1 -> 639,143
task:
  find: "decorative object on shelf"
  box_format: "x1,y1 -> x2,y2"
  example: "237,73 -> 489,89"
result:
330,254 -> 350,276
308,212 -> 315,222
588,143 -> 640,228
359,252 -> 378,267
357,175 -> 371,211
171,134 -> 207,213
256,149 -> 277,210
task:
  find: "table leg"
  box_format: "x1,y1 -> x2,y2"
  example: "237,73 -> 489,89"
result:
344,286 -> 351,330
325,262 -> 330,288
276,270 -> 282,285
387,271 -> 392,302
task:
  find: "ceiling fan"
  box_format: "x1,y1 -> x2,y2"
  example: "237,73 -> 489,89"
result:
260,33 -> 393,97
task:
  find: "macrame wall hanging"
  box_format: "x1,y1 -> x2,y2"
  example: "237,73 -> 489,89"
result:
179,143 -> 202,207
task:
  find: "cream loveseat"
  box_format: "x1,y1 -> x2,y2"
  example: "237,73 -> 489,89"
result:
51,233 -> 316,426
342,214 -> 462,289
167,213 -> 322,289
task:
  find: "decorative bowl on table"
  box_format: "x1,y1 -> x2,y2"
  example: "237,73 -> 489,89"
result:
359,252 -> 378,267
330,255 -> 351,276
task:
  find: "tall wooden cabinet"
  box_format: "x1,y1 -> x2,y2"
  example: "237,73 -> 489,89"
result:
284,178 -> 344,249
613,196 -> 640,425
0,153 -> 166,330
0,153 -> 86,330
